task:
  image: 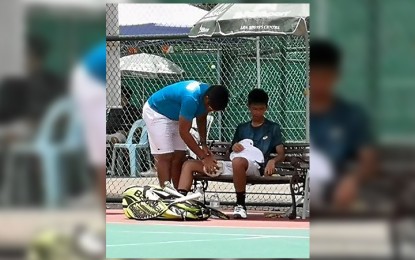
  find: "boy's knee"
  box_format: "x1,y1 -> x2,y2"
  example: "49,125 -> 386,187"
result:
182,160 -> 192,169
232,157 -> 248,169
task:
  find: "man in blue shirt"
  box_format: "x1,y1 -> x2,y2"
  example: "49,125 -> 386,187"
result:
310,40 -> 376,211
142,80 -> 229,188
176,89 -> 285,219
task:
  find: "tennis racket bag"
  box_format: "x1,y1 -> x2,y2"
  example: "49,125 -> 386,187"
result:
122,185 -> 210,221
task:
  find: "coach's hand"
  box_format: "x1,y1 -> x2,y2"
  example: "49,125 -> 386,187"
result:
202,155 -> 218,175
232,143 -> 244,153
201,144 -> 212,157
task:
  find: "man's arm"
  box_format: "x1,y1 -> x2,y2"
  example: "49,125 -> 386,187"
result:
178,117 -> 207,159
196,114 -> 208,146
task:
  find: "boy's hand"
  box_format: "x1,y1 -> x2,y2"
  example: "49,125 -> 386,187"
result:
232,143 -> 244,153
264,160 -> 276,176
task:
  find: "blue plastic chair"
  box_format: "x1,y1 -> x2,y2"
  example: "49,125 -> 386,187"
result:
2,97 -> 86,207
110,119 -> 151,177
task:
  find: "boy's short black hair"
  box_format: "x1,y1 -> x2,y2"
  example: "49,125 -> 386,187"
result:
310,40 -> 342,70
206,84 -> 229,111
248,89 -> 268,106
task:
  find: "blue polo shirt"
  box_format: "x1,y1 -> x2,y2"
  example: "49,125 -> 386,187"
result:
310,98 -> 372,175
148,80 -> 210,121
231,118 -> 283,163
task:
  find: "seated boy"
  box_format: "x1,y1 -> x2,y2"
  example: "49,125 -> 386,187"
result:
177,89 -> 285,219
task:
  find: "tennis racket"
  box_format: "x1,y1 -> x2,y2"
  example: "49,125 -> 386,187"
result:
163,182 -> 230,220
126,192 -> 201,220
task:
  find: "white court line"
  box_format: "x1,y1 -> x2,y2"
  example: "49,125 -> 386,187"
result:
107,234 -> 307,247
107,221 -> 309,230
110,230 -> 309,238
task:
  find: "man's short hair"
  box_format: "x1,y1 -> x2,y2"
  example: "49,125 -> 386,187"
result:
310,40 -> 342,70
206,85 -> 229,111
248,89 -> 268,106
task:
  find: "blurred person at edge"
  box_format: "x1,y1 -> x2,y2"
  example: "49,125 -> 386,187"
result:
70,41 -> 106,205
310,40 -> 377,212
0,35 -> 65,144
26,34 -> 66,122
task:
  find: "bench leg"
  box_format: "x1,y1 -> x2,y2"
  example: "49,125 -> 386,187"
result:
302,173 -> 310,219
192,179 -> 208,205
288,173 -> 302,220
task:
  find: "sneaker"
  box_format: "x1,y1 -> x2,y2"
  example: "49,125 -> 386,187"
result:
233,205 -> 247,219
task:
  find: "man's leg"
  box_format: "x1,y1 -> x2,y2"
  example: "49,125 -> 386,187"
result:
177,160 -> 204,195
232,157 -> 249,219
142,102 -> 176,187
171,150 -> 187,189
154,153 -> 174,187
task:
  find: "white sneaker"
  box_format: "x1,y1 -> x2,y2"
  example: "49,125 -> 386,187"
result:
233,205 -> 247,219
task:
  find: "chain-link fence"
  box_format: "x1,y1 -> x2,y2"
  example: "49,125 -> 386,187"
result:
106,4 -> 308,209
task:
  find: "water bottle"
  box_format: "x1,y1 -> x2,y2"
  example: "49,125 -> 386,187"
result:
210,193 -> 220,209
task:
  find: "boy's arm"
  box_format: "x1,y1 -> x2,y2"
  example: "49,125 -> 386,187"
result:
229,125 -> 242,153
269,144 -> 285,166
269,124 -> 285,166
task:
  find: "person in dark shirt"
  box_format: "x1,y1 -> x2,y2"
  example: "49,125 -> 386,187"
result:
26,34 -> 66,122
177,89 -> 285,219
106,85 -> 140,144
310,40 -> 376,211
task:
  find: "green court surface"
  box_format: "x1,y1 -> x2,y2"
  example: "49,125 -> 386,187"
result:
106,222 -> 309,258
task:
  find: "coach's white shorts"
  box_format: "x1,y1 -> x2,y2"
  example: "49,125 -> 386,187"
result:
70,64 -> 106,167
142,102 -> 187,154
220,160 -> 261,176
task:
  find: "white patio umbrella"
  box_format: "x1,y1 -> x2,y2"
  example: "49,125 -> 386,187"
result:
120,53 -> 184,78
189,4 -> 309,37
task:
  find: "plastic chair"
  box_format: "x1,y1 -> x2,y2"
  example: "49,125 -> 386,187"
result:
2,97 -> 85,207
110,119 -> 151,177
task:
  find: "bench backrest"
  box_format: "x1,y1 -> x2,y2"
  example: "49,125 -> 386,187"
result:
209,142 -> 230,161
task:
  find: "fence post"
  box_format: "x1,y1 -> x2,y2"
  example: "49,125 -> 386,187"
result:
305,33 -> 310,142
256,36 -> 261,89
216,45 -> 223,141
106,3 -> 121,108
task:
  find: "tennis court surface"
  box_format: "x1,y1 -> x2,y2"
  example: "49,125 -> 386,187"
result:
107,209 -> 309,258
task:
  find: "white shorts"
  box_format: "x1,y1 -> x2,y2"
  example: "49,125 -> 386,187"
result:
70,64 -> 106,167
142,102 -> 187,154
220,160 -> 261,177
